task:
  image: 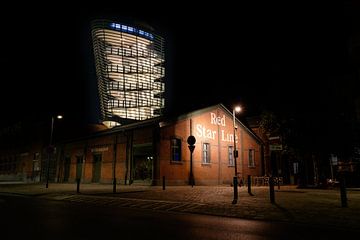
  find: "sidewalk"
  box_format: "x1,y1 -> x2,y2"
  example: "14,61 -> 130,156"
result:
1,183 -> 359,230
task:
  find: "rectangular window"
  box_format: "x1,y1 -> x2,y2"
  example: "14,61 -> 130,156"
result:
248,149 -> 255,167
171,138 -> 181,162
202,143 -> 210,164
228,146 -> 234,166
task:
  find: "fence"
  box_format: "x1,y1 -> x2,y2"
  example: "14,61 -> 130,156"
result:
252,176 -> 283,186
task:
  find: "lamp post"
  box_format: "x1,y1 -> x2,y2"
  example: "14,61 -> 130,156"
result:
232,106 -> 242,204
46,115 -> 63,188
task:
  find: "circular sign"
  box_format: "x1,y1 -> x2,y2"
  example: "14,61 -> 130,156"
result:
187,135 -> 196,146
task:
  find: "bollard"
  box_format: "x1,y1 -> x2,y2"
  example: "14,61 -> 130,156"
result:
269,176 -> 275,204
76,178 -> 80,193
232,176 -> 238,204
339,177 -> 347,207
277,177 -> 281,190
162,176 -> 165,190
247,175 -> 252,195
113,178 -> 116,193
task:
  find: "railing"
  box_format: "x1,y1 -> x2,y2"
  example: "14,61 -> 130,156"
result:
253,176 -> 283,186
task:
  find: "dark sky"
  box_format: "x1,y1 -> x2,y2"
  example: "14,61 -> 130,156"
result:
0,2 -> 358,131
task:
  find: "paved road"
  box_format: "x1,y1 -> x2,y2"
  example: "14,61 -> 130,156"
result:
1,193 -> 359,240
1,183 -> 360,230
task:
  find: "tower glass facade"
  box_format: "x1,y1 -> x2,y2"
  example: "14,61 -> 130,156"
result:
91,19 -> 165,128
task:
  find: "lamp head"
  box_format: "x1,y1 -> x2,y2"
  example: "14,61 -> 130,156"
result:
234,106 -> 242,113
57,115 -> 63,119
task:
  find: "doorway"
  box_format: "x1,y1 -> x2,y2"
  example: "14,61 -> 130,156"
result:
132,143 -> 153,184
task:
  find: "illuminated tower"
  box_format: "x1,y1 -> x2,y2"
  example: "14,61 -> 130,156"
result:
91,19 -> 165,128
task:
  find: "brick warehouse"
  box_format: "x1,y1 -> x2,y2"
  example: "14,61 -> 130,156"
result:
55,104 -> 264,185
0,104 -> 264,185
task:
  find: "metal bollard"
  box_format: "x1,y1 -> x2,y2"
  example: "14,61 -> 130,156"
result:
277,177 -> 281,190
162,176 -> 165,190
76,178 -> 80,194
339,177 -> 347,207
269,176 -> 275,204
113,178 -> 116,193
232,176 -> 238,204
248,175 -> 253,195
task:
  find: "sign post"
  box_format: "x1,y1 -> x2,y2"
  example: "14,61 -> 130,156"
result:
187,135 -> 196,187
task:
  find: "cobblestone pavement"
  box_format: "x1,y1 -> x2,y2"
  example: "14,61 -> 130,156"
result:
1,183 -> 359,230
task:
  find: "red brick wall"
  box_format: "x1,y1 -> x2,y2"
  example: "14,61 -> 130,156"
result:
60,106 -> 263,185
159,106 -> 263,185
159,120 -> 190,185
64,135 -> 115,183
64,127 -> 156,184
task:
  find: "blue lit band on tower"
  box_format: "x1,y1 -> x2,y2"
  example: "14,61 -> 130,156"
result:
91,20 -> 165,128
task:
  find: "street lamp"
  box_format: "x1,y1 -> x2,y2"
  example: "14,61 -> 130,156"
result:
232,106 -> 242,204
46,115 -> 63,188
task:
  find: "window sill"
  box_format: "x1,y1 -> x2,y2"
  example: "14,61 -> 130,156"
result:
201,163 -> 211,167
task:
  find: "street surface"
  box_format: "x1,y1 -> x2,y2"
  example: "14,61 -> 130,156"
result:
0,193 -> 358,240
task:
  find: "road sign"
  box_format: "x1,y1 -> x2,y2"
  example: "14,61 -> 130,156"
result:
187,135 -> 196,146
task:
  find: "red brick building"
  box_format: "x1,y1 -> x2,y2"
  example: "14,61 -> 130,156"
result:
57,104 -> 264,185
0,104 -> 264,185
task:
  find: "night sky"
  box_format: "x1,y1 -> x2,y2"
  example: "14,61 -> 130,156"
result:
0,1 -> 358,137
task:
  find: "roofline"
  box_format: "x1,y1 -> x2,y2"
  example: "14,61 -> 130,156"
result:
159,103 -> 225,126
160,103 -> 264,145
59,117 -> 162,145
58,104 -> 263,146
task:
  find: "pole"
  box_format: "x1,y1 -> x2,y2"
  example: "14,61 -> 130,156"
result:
248,175 -> 253,195
339,176 -> 347,207
113,178 -> 116,193
187,136 -> 196,187
233,109 -> 237,180
190,152 -> 193,187
277,153 -> 281,190
76,178 -> 80,193
269,176 -> 275,204
189,146 -> 195,187
232,109 -> 238,204
162,176 -> 165,190
46,116 -> 54,189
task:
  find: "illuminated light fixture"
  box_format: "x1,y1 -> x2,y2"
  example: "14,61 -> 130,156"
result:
234,106 -> 242,113
92,20 -> 164,128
